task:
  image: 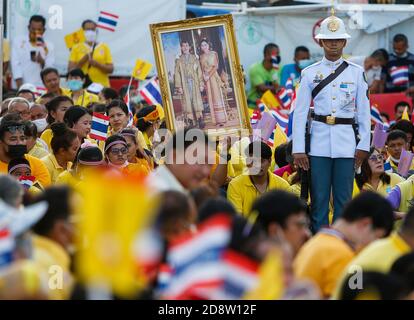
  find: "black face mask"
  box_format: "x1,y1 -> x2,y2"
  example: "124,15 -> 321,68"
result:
7,144 -> 28,159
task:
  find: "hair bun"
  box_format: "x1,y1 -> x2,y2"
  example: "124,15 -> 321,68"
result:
50,122 -> 68,136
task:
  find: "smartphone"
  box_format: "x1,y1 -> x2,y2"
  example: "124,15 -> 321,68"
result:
30,50 -> 37,62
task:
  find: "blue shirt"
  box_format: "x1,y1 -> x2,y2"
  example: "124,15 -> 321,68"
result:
280,63 -> 301,88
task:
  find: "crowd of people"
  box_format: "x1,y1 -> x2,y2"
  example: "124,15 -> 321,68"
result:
1,13 -> 414,301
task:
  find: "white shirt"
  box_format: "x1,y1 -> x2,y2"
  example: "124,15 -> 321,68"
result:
292,57 -> 371,158
11,35 -> 55,88
146,165 -> 186,194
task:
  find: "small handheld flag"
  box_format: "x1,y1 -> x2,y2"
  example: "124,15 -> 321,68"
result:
139,77 -> 163,106
285,78 -> 294,97
64,28 -> 85,49
371,105 -> 384,124
372,123 -> 388,149
402,106 -> 410,121
270,109 -> 289,131
261,90 -> 280,109
398,149 -> 414,178
97,11 -> 119,32
18,175 -> 36,190
253,112 -> 277,145
0,228 -> 14,268
390,66 -> 409,86
277,88 -> 292,109
90,112 -> 110,141
133,59 -> 153,80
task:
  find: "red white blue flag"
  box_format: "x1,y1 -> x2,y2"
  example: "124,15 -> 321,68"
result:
139,77 -> 163,106
277,88 -> 292,109
0,228 -> 14,268
97,11 -> 119,32
390,66 -> 409,86
90,112 -> 110,141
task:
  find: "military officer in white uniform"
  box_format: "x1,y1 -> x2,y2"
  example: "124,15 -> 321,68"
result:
292,12 -> 371,232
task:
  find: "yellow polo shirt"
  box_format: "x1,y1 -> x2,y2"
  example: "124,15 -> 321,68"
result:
69,89 -> 100,107
352,173 -> 405,198
293,232 -> 355,298
0,154 -> 51,187
28,143 -> 50,159
69,42 -> 113,87
227,171 -> 290,216
40,129 -> 53,151
332,232 -> 412,299
41,153 -> 72,184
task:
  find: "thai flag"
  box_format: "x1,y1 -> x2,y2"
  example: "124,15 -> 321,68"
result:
271,53 -> 279,70
278,88 -> 292,109
286,90 -> 297,140
97,11 -> 119,32
90,112 -> 109,141
256,99 -> 266,114
285,78 -> 294,97
390,66 -> 409,86
250,109 -> 260,127
123,90 -> 134,126
267,130 -> 275,147
371,105 -> 384,125
139,77 -> 163,106
270,109 -> 289,131
35,86 -> 47,97
158,214 -> 232,300
0,228 -> 14,268
384,161 -> 393,173
18,175 -> 35,190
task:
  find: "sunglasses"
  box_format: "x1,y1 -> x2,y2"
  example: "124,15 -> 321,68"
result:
369,154 -> 384,162
5,125 -> 26,134
110,147 -> 128,155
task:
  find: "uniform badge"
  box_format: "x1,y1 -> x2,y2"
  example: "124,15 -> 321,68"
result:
328,18 -> 339,32
313,72 -> 324,83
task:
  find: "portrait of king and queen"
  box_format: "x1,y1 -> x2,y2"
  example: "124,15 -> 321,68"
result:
161,26 -> 241,130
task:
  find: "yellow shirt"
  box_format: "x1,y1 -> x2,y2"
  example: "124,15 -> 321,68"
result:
332,232 -> 412,299
41,153 -> 72,184
227,171 -> 290,216
40,128 -> 53,151
3,39 -> 10,63
56,170 -> 78,186
123,162 -> 150,176
32,235 -> 73,299
69,42 -> 113,87
293,232 -> 355,298
352,173 -> 405,198
28,144 -> 50,159
69,89 -> 100,107
0,154 -> 51,187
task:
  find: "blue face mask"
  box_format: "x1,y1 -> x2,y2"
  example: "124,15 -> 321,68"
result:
67,79 -> 84,91
298,59 -> 313,70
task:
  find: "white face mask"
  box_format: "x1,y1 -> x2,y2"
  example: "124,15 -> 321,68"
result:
84,30 -> 97,43
32,118 -> 48,133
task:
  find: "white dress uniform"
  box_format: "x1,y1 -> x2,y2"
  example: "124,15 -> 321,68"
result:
292,57 -> 371,158
11,35 -> 55,88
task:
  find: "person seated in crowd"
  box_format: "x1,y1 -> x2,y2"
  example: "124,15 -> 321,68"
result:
40,68 -> 71,97
0,120 -> 51,187
354,147 -> 404,197
104,134 -> 148,176
120,128 -> 151,174
66,68 -> 100,107
107,99 -> 130,135
63,106 -> 92,145
136,105 -> 161,152
68,19 -> 114,88
393,102 -> 411,124
252,190 -> 311,257
24,121 -> 49,159
30,103 -> 47,122
16,88 -> 36,103
148,128 -> 215,193
390,119 -> 414,151
31,186 -> 76,299
247,43 -> 280,109
280,46 -> 312,88
386,173 -> 414,213
7,97 -> 31,121
390,253 -> 414,300
294,192 -> 394,298
99,87 -> 119,104
11,15 -> 55,89
385,34 -> 414,93
332,205 -> 414,299
364,49 -> 388,94
273,142 -> 292,181
385,129 -> 414,172
41,123 -> 80,184
227,141 -> 290,216
36,92 -> 55,106
8,157 -> 44,193
40,96 -> 74,150
56,144 -> 104,186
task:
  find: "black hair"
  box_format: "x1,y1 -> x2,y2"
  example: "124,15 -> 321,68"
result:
376,48 -> 389,63
386,129 -> 408,144
17,89 -> 35,101
104,134 -> 127,154
67,68 -> 86,80
137,105 -> 157,132
371,49 -> 389,63
252,190 -> 308,230
1,113 -> 22,123
390,253 -> 414,293
380,112 -> 390,123
91,103 -> 107,114
101,87 -> 119,101
401,205 -> 414,236
40,67 -> 59,83
246,141 -> 272,160
118,85 -> 135,100
391,120 -> 414,147
355,147 -> 390,191
274,142 -> 288,168
29,15 -> 46,27
106,99 -> 129,117
74,146 -> 103,169
294,46 -> 309,56
50,123 -> 78,154
45,96 -> 74,124
23,120 -> 38,138
198,198 -> 237,223
263,43 -> 279,56
32,186 -> 71,236
8,157 -> 31,174
393,34 -> 408,45
63,106 -> 91,128
341,191 -> 394,237
339,271 -> 409,300
0,120 -> 24,140
394,101 -> 410,114
81,19 -> 96,29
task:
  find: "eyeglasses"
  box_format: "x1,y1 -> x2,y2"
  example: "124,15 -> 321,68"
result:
110,147 -> 128,155
5,125 -> 26,134
369,154 -> 384,162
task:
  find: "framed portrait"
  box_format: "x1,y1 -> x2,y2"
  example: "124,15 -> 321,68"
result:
150,14 -> 251,136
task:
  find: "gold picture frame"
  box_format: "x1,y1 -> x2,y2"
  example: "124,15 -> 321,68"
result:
150,14 -> 251,137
